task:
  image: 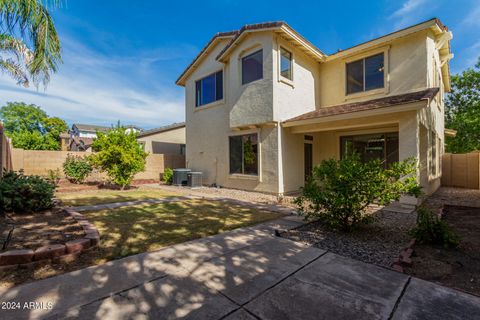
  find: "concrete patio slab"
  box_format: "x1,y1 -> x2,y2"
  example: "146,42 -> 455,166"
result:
190,237 -> 325,304
392,277 -> 480,320
223,308 -> 258,320
2,216 -> 480,320
48,275 -> 238,320
245,252 -> 409,320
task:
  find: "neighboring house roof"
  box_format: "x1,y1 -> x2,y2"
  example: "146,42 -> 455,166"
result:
176,18 -> 452,90
283,88 -> 439,125
69,136 -> 94,151
72,124 -> 142,133
73,124 -> 110,133
137,122 -> 185,138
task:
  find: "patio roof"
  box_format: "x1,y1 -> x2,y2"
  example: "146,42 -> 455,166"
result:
283,88 -> 439,126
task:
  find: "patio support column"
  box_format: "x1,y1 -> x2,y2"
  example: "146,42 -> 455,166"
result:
277,122 -> 284,195
399,112 -> 420,205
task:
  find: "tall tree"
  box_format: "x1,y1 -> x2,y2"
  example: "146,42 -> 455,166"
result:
0,101 -> 67,150
0,0 -> 62,87
89,124 -> 148,189
445,58 -> 480,153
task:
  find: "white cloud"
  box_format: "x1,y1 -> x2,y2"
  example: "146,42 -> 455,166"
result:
389,0 -> 430,29
463,5 -> 480,26
0,35 -> 188,129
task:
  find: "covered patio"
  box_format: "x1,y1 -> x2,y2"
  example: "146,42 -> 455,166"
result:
280,88 -> 441,201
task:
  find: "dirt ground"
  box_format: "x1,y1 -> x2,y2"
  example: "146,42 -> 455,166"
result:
0,208 -> 85,250
406,205 -> 480,296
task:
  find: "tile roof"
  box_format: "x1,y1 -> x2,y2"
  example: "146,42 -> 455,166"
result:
284,88 -> 440,123
73,124 -> 111,133
137,122 -> 185,138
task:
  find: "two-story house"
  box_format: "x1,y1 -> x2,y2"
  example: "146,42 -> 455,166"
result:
176,19 -> 453,203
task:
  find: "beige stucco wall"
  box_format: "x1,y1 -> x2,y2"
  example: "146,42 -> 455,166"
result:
184,35 -> 280,192
11,149 -> 185,181
137,126 -> 186,154
318,31 -> 429,108
229,33 -> 275,127
272,36 -> 320,121
183,27 -> 447,197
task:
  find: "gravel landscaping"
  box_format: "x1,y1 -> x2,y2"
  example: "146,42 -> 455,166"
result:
280,207 -> 417,268
151,183 -> 298,207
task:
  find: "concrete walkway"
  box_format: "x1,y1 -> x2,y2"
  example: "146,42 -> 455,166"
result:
1,216 -> 479,320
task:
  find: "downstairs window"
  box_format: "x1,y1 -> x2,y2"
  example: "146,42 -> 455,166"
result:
229,134 -> 258,175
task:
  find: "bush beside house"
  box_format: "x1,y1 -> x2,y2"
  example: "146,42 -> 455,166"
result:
295,155 -> 421,231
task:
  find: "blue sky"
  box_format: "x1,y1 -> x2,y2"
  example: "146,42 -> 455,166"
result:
0,0 -> 479,129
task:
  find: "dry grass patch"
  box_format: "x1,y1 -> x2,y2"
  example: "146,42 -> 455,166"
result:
57,188 -> 176,207
1,199 -> 282,288
86,199 -> 282,260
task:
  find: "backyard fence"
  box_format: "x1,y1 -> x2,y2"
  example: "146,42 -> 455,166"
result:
11,148 -> 185,181
0,123 -> 13,173
441,152 -> 480,189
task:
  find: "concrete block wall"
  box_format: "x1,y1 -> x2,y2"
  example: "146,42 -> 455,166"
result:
11,148 -> 185,181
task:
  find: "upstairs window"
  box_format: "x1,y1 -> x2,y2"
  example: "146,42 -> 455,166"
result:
229,134 -> 258,175
346,53 -> 384,95
280,47 -> 292,80
242,50 -> 263,85
195,70 -> 223,107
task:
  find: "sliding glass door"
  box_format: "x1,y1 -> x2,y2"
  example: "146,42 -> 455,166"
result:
340,132 -> 399,168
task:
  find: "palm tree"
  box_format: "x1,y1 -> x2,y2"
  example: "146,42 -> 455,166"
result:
0,0 -> 62,87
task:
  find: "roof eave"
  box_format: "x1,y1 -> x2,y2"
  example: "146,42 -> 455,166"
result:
216,24 -> 327,63
325,18 -> 445,61
176,34 -> 236,87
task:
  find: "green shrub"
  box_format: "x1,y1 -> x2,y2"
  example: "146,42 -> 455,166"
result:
409,206 -> 459,248
47,168 -> 61,186
63,154 -> 93,184
0,170 -> 55,215
295,154 -> 421,232
163,168 -> 173,184
89,123 -> 147,189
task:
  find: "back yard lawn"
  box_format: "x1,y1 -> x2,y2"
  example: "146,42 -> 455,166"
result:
57,188 -> 176,207
1,198 -> 282,288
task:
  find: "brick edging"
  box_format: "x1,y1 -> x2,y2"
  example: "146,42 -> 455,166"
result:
0,208 -> 100,271
391,238 -> 416,273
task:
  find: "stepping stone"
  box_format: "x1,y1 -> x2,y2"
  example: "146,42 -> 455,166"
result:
391,277 -> 480,320
245,252 -> 409,320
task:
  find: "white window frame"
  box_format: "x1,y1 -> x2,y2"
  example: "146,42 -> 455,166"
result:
343,46 -> 390,101
228,129 -> 261,181
278,45 -> 294,86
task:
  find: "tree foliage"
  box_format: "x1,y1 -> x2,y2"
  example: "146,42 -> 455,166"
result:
295,155 -> 421,232
0,0 -> 62,87
445,58 -> 480,153
89,124 -> 147,189
0,101 -> 67,150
